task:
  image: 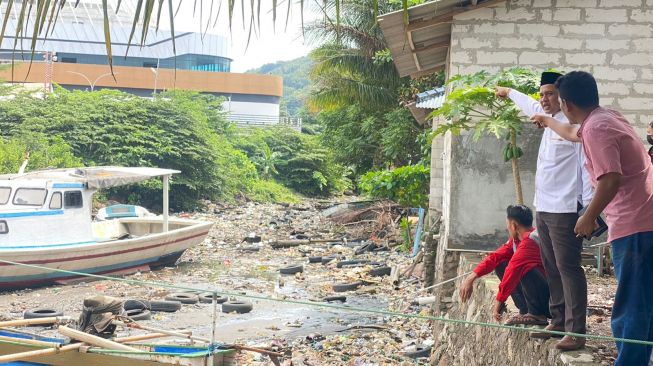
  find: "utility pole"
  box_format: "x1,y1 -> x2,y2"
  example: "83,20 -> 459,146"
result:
43,52 -> 54,93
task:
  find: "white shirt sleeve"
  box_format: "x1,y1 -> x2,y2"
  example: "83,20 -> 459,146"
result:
578,148 -> 594,206
508,89 -> 543,117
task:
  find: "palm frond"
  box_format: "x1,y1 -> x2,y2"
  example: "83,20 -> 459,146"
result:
0,0 -> 393,73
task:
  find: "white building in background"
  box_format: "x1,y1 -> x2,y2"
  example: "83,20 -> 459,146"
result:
0,0 -> 293,128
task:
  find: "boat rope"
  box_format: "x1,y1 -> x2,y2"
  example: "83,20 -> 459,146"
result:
405,271 -> 473,297
1,258 -> 651,347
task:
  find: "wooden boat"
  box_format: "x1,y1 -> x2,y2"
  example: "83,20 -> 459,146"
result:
0,167 -> 212,289
0,329 -> 237,366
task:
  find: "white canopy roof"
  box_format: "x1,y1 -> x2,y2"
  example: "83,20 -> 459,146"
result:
0,167 -> 180,189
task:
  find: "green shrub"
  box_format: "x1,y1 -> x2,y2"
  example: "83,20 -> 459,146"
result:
247,180 -> 299,204
0,89 -> 254,210
233,127 -> 349,196
358,164 -> 430,208
0,133 -> 82,174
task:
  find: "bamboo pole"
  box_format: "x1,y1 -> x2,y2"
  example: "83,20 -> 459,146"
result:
0,335 -> 60,347
113,321 -> 284,358
0,317 -> 72,328
58,326 -> 138,352
0,327 -> 181,363
113,331 -> 190,343
113,321 -> 205,342
0,343 -> 83,363
269,238 -> 341,248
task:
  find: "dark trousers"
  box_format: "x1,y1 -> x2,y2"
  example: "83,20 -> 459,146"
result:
536,212 -> 587,333
495,261 -> 551,317
611,231 -> 653,366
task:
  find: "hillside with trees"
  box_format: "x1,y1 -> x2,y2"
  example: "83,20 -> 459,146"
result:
247,57 -> 312,118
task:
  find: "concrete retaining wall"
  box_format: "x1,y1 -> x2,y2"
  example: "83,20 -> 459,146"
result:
430,255 -> 600,366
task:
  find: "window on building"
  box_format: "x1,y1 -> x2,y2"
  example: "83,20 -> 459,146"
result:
0,187 -> 10,204
61,57 -> 77,63
64,191 -> 83,208
49,192 -> 62,209
13,188 -> 47,206
143,62 -> 157,68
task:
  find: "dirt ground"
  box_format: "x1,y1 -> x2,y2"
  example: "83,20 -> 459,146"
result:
0,199 -> 619,365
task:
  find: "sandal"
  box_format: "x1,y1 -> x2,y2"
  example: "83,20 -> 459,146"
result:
505,313 -> 548,326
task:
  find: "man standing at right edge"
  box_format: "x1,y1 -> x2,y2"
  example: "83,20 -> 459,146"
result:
496,71 -> 593,351
532,71 -> 653,366
531,71 -> 653,366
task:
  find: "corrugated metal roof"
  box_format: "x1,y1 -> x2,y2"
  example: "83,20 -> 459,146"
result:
416,87 -> 446,109
378,0 -> 505,78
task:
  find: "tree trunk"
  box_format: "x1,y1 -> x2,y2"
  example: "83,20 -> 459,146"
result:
510,129 -> 524,204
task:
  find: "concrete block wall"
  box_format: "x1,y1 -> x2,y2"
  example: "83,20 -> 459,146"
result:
450,0 -> 653,134
441,0 -> 653,251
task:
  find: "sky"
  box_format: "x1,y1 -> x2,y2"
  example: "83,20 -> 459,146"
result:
166,1 -> 320,72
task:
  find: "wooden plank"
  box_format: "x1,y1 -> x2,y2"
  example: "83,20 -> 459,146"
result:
406,13 -> 454,32
405,0 -> 504,32
410,64 -> 446,78
413,40 -> 450,53
406,31 -> 422,71
464,0 -> 505,11
58,326 -> 138,352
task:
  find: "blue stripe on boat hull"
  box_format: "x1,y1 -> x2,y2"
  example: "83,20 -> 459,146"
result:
0,211 -> 63,219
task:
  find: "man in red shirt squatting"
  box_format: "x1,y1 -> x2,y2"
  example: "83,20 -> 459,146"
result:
459,205 -> 550,326
532,71 -> 653,366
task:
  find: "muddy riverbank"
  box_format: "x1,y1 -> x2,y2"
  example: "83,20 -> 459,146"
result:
0,200 -> 431,365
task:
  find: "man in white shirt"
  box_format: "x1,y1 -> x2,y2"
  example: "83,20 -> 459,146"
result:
496,72 -> 593,351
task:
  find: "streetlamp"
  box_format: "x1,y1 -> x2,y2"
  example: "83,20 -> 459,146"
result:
149,58 -> 160,95
66,71 -> 117,92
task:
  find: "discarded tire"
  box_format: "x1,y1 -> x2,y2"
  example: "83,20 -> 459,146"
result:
404,345 -> 432,359
336,260 -> 370,268
308,256 -> 322,263
150,300 -> 182,312
198,292 -> 228,304
124,308 -> 151,321
332,282 -> 363,292
368,266 -> 392,277
324,295 -> 346,303
123,299 -> 151,311
221,300 -> 253,314
279,265 -> 304,275
23,308 -> 64,320
165,293 -> 199,304
321,256 -> 337,265
354,242 -> 377,255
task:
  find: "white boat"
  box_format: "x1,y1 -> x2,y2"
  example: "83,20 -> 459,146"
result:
0,167 -> 213,289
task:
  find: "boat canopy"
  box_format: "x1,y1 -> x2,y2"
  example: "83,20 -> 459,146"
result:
0,167 -> 180,189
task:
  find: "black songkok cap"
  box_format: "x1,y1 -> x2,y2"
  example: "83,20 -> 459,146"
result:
540,71 -> 562,86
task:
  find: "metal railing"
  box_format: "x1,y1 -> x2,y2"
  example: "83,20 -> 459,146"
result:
226,114 -> 302,131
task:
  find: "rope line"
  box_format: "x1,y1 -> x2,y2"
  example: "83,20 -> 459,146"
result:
1,258 -> 650,346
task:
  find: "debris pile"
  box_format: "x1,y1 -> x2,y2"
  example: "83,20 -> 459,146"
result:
0,199 -> 618,365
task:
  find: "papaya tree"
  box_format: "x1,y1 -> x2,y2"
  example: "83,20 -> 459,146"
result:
430,68 -> 540,204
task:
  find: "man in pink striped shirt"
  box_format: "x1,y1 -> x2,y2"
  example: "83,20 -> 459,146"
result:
531,71 -> 653,366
